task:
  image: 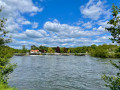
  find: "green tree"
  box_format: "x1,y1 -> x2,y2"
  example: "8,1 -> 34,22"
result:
21,45 -> 27,53
105,4 -> 120,43
31,45 -> 38,50
102,4 -> 120,90
39,45 -> 48,53
0,10 -> 11,45
47,47 -> 55,53
0,8 -> 16,89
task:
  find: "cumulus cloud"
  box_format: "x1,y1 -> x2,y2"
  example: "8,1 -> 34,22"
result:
44,20 -> 102,38
7,18 -> 109,48
0,0 -> 43,32
32,22 -> 39,29
93,35 -> 111,43
21,21 -> 31,25
82,22 -> 92,29
0,0 -> 113,48
25,29 -> 48,38
10,29 -> 48,39
80,0 -> 111,20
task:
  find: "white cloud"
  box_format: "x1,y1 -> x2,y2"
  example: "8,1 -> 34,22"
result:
82,22 -> 92,29
7,19 -> 109,48
21,21 -> 31,25
93,35 -> 111,43
30,13 -> 37,16
32,22 -> 39,28
2,0 -> 43,13
0,0 -> 43,32
97,26 -> 105,31
44,20 -> 102,38
80,0 -> 110,20
10,29 -> 49,39
44,21 -> 61,32
0,0 -> 113,48
25,29 -> 48,38
97,20 -> 112,28
93,26 -> 105,32
75,20 -> 84,26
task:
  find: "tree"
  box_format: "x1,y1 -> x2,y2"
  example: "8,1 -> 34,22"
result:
22,45 -> 27,53
91,44 -> 97,49
63,47 -> 67,53
67,49 -> 70,53
39,45 -> 48,53
102,4 -> 120,90
0,9 -> 11,45
105,4 -> 120,43
31,45 -> 38,50
56,46 -> 60,53
0,8 -> 16,85
47,47 -> 55,53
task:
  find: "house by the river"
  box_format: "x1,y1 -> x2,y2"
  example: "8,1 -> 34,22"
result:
30,50 -> 41,55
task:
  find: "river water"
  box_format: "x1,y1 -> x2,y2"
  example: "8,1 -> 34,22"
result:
8,55 -> 119,90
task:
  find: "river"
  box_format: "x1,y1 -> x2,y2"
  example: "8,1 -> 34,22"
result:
8,55 -> 119,90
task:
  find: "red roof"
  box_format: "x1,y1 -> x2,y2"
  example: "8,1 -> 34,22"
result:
30,50 -> 39,52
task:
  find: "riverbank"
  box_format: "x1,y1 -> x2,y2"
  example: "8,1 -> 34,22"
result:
14,53 -> 88,56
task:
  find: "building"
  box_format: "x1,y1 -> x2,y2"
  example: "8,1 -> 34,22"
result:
30,50 -> 39,53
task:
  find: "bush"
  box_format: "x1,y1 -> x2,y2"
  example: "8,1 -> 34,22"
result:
90,47 -> 109,58
115,52 -> 120,58
0,82 -> 17,90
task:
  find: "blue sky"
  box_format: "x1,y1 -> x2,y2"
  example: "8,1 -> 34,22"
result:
0,0 -> 120,49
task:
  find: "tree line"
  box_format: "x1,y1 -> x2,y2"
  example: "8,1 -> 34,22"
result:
30,44 -> 120,58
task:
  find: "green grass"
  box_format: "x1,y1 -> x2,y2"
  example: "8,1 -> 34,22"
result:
0,83 -> 17,90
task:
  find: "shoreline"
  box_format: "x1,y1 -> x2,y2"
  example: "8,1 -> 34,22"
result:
14,53 -> 88,56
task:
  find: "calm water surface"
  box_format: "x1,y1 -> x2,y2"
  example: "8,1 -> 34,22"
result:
8,55 -> 119,90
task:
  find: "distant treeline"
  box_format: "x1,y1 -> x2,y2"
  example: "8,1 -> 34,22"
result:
1,44 -> 120,58
30,44 -> 120,58
30,45 -> 89,53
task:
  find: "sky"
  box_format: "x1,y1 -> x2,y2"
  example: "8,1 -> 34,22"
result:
0,0 -> 120,49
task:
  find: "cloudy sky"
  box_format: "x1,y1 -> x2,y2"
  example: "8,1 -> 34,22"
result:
0,0 -> 120,49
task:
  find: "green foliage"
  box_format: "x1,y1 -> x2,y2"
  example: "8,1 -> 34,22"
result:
91,44 -> 97,49
0,82 -> 17,90
102,75 -> 120,90
74,53 -> 80,56
0,46 -> 16,83
31,45 -> 38,50
0,11 -> 11,45
89,44 -> 118,58
102,4 -> 120,90
38,45 -> 48,53
67,49 -> 70,53
47,47 -> 55,53
0,8 -> 16,89
105,4 -> 120,43
115,52 -> 120,58
102,61 -> 120,90
68,46 -> 88,53
21,45 -> 27,53
60,48 -> 64,53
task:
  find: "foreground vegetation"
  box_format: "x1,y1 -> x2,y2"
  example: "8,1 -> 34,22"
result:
101,4 -> 120,90
0,8 -> 17,89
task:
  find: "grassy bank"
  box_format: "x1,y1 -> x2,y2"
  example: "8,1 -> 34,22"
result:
0,83 -> 16,90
